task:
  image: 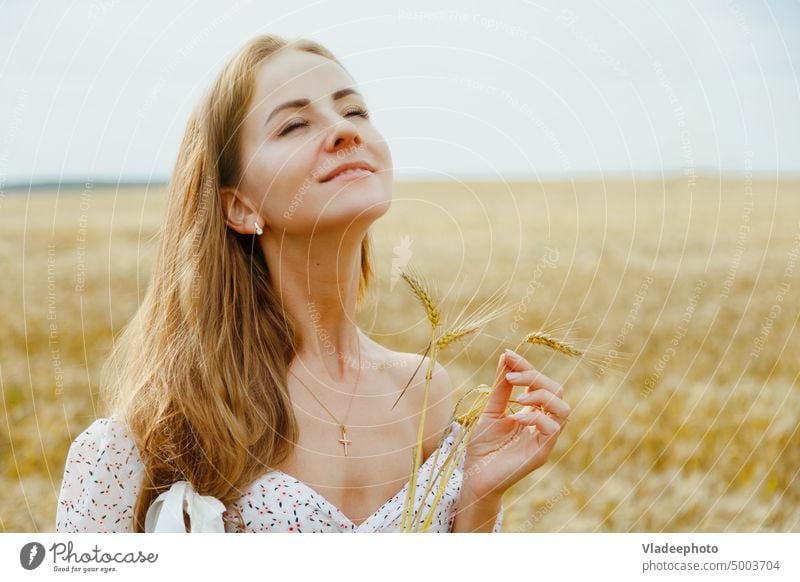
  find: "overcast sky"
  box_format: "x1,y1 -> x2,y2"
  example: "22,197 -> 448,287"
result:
1,0 -> 798,185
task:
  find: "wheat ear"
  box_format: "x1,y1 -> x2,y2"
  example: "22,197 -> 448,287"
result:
401,269 -> 441,328
522,331 -> 583,356
436,287 -> 514,351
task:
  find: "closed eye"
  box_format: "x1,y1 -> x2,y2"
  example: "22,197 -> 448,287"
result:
342,105 -> 369,120
278,120 -> 308,136
278,106 -> 369,137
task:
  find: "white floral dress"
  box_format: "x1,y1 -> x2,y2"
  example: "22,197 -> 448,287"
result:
56,417 -> 504,533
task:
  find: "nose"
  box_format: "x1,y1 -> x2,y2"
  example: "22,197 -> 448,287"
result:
323,117 -> 363,152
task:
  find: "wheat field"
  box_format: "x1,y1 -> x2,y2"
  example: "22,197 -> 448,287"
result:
1,177 -> 798,532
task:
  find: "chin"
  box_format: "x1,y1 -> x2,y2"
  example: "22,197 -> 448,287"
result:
349,193 -> 392,223
314,191 -> 391,231
357,183 -> 392,218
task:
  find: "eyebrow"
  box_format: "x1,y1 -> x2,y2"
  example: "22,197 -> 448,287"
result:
264,88 -> 362,127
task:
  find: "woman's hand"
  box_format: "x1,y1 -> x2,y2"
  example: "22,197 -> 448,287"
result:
460,348 -> 571,503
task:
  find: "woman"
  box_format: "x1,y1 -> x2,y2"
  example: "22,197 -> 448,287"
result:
56,34 -> 571,533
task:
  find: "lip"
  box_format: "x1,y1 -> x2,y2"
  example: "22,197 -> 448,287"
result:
319,161 -> 376,183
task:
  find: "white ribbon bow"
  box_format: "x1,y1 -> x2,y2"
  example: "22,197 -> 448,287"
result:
144,480 -> 226,533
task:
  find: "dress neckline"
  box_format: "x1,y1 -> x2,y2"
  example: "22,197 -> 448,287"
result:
263,420 -> 461,530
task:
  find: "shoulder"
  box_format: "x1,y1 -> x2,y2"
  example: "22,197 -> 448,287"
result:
56,416 -> 144,533
66,417 -> 140,466
71,416 -> 133,446
382,348 -> 456,456
379,348 -> 454,402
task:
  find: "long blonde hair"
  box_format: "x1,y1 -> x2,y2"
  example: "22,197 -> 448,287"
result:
102,34 -> 375,532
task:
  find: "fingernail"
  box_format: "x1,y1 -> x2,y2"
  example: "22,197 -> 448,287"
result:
509,411 -> 528,421
504,348 -> 519,358
505,371 -> 522,381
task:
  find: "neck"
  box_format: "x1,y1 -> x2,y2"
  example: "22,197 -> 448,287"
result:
260,228 -> 365,383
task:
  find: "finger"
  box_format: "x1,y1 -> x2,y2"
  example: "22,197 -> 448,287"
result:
502,349 -> 535,374
513,389 -> 571,418
504,368 -> 564,397
509,409 -> 561,435
483,352 -> 516,417
523,405 -> 570,427
503,350 -> 564,396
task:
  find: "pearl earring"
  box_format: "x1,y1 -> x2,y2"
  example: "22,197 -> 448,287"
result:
254,221 -> 263,236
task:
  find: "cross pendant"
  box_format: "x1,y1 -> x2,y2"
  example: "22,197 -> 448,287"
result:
338,425 -> 352,456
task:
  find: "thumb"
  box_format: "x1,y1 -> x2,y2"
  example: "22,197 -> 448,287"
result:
482,351 -> 514,417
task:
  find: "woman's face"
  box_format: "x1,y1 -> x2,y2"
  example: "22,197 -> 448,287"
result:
233,49 -> 393,235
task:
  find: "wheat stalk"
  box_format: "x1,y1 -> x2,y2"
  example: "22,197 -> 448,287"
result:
402,328 -> 585,532
397,268 -> 590,532
400,328 -> 437,531
398,268 -> 442,531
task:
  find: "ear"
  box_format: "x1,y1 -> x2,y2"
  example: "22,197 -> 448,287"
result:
220,186 -> 262,236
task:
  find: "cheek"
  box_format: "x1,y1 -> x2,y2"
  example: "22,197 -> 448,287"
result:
375,141 -> 393,186
372,132 -> 392,172
244,145 -> 311,219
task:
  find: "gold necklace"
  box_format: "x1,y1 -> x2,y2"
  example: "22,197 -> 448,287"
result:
288,336 -> 362,457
